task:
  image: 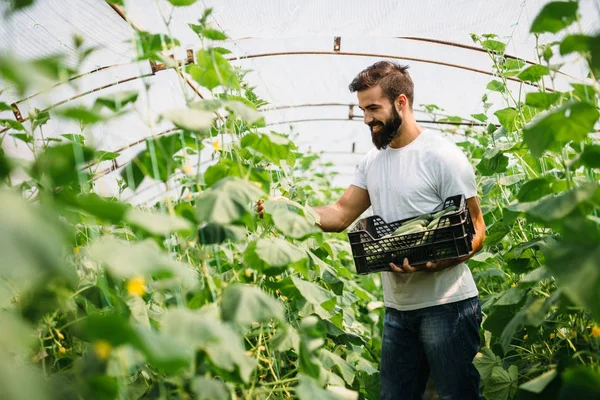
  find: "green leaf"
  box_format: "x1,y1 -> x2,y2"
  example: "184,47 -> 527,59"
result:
196,178 -> 264,224
516,178 -> 554,202
495,287 -> 528,306
30,109 -> 50,132
545,240 -> 600,320
270,324 -> 300,352
503,59 -> 527,76
162,308 -> 256,383
168,0 -> 197,5
520,369 -> 557,394
245,238 -> 307,270
56,106 -> 105,124
0,102 -> 11,111
476,148 -> 509,176
471,113 -> 488,122
201,28 -> 228,41
570,84 -> 597,105
319,349 -> 356,385
9,133 -> 32,143
162,108 -> 214,132
523,101 -> 599,158
271,208 -> 322,239
487,80 -> 506,93
221,284 -> 285,326
61,192 -> 131,224
517,65 -> 549,82
1,119 -> 25,131
97,150 -> 119,161
530,1 -> 578,34
0,149 -> 10,180
134,31 -> 180,61
558,367 -> 600,400
291,276 -> 335,309
296,375 -> 342,400
498,173 -> 525,186
191,377 -> 230,400
483,304 -> 522,338
241,132 -> 296,165
223,101 -> 263,123
0,190 -> 75,295
483,365 -> 518,400
61,133 -> 85,144
188,49 -> 240,90
524,183 -> 598,222
122,132 -> 194,189
31,143 -> 96,187
125,208 -> 193,236
482,40 -> 506,53
80,313 -> 192,374
494,107 -> 520,132
132,324 -> 192,373
560,34 -> 593,55
578,145 -> 600,169
8,0 -> 35,12
88,237 -> 197,285
474,348 -> 502,382
525,92 -> 562,109
95,91 -> 138,112
198,223 -> 247,245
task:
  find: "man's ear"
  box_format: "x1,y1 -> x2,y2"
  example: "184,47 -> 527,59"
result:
395,94 -> 407,113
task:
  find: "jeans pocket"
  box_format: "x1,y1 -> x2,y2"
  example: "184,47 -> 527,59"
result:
469,297 -> 482,326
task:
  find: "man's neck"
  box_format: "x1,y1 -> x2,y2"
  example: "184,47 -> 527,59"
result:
388,123 -> 425,149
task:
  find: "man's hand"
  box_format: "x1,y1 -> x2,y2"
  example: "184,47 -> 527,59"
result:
390,258 -> 459,273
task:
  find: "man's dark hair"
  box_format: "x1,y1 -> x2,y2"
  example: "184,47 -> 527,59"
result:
348,61 -> 414,108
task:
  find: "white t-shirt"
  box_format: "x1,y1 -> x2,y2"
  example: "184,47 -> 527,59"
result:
352,129 -> 479,311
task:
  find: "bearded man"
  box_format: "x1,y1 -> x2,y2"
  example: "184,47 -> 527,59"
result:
314,61 -> 486,399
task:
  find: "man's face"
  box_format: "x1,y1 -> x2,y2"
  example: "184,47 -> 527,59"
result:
357,86 -> 403,150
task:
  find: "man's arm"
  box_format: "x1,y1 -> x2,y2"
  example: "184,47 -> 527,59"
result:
313,185 -> 371,233
391,196 -> 486,273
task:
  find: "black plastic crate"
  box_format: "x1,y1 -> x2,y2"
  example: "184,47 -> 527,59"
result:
347,194 -> 475,274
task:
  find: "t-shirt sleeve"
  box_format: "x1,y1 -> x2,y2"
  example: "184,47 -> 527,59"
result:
352,155 -> 368,190
436,145 -> 477,201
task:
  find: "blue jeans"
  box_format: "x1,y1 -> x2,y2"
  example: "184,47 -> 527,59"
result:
380,297 -> 483,400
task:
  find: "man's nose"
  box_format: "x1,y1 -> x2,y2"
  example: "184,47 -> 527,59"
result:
363,113 -> 373,125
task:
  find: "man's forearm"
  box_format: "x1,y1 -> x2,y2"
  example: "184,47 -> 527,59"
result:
313,205 -> 350,233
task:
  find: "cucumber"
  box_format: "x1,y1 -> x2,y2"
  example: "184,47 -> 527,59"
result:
431,205 -> 458,220
392,224 -> 427,236
400,218 -> 429,228
426,217 -> 441,230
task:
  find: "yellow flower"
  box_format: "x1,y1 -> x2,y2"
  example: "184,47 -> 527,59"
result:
94,340 -> 112,360
126,276 -> 146,296
245,269 -> 252,278
74,246 -> 81,254
549,333 -> 556,339
592,325 -> 600,338
212,140 -> 221,152
571,331 -> 577,339
182,164 -> 194,175
510,282 -> 516,288
57,345 -> 66,355
55,329 -> 64,340
523,334 -> 528,340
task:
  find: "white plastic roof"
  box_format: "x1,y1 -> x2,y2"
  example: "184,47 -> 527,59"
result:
1,0 -> 598,203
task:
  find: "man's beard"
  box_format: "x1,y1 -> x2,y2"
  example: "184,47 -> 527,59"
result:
369,108 -> 402,150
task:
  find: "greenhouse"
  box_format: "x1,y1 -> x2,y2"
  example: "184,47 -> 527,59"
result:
0,0 -> 599,399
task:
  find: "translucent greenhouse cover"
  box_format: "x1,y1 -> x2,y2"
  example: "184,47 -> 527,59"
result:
1,0 -> 598,205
